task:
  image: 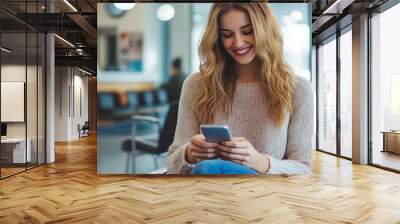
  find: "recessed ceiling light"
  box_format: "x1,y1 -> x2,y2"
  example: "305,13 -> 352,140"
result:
157,4 -> 175,21
1,47 -> 11,53
113,3 -> 136,11
63,0 -> 78,12
54,34 -> 75,48
78,67 -> 92,76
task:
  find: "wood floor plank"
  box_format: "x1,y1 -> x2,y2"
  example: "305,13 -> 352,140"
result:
1,135 -> 400,223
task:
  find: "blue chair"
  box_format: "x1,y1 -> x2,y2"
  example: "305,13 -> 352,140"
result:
98,93 -> 116,110
116,92 -> 139,114
127,92 -> 139,109
98,93 -> 117,119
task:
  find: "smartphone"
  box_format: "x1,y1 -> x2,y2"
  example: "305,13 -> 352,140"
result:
200,125 -> 232,143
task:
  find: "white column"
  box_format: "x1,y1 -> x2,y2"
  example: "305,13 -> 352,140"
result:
54,67 -> 74,141
46,32 -> 55,163
352,14 -> 369,164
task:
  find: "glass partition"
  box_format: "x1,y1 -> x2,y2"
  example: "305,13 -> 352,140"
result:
0,0 -> 46,179
1,30 -> 28,177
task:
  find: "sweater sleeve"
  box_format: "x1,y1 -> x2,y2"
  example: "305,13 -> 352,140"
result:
267,78 -> 314,175
166,73 -> 200,174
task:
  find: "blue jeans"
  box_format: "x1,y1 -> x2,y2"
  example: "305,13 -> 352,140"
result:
191,159 -> 259,174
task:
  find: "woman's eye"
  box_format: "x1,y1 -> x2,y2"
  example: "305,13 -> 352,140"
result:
242,29 -> 253,35
221,33 -> 232,38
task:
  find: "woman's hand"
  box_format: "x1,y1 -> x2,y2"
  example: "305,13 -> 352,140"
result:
217,137 -> 270,173
185,134 -> 219,164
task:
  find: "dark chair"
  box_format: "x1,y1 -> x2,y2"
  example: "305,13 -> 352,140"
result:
138,91 -> 154,108
136,89 -> 169,120
152,89 -> 168,106
121,101 -> 179,171
78,121 -> 90,138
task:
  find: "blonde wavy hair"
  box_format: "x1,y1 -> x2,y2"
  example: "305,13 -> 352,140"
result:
194,3 -> 295,126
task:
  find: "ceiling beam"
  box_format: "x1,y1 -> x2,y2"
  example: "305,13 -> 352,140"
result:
55,55 -> 96,68
322,0 -> 356,14
67,13 -> 97,39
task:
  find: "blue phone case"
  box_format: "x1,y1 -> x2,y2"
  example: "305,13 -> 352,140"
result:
200,125 -> 232,143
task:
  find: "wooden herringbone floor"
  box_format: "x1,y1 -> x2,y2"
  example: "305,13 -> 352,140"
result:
1,135 -> 400,224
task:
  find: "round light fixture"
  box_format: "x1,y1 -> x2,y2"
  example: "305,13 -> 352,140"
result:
157,4 -> 175,21
113,3 -> 136,11
290,11 -> 303,22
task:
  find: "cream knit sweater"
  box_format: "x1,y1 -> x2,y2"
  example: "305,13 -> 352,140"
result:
166,73 -> 314,174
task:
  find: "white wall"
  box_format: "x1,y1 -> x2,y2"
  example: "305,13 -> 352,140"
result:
1,64 -> 46,164
98,4 -> 162,85
143,4 -> 163,85
1,65 -> 37,137
55,67 -> 89,141
55,67 -> 68,141
1,65 -> 26,139
98,3 -> 193,84
170,3 -> 191,75
72,74 -> 89,138
97,4 -> 144,32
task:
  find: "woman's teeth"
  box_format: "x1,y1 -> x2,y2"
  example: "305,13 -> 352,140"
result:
234,47 -> 251,56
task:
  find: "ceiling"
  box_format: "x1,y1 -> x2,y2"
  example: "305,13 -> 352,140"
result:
0,0 -> 97,74
1,0 -> 396,75
310,0 -> 391,43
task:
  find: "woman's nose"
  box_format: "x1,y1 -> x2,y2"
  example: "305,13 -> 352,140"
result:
233,34 -> 245,48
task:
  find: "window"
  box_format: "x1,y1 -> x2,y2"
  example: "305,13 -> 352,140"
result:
340,28 -> 352,158
317,36 -> 337,154
371,3 -> 400,171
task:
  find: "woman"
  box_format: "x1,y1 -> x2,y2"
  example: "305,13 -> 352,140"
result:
166,3 -> 313,175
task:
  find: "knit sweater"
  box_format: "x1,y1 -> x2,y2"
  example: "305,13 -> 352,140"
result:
166,72 -> 314,174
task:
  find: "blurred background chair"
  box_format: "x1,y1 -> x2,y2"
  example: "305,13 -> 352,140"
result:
138,91 -> 154,108
135,89 -> 169,117
121,101 -> 179,172
118,92 -> 139,113
152,88 -> 168,106
98,92 -> 117,119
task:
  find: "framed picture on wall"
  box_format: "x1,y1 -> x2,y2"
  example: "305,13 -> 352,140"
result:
119,32 -> 143,72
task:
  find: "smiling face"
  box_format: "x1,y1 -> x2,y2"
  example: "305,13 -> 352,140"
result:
219,9 -> 257,65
